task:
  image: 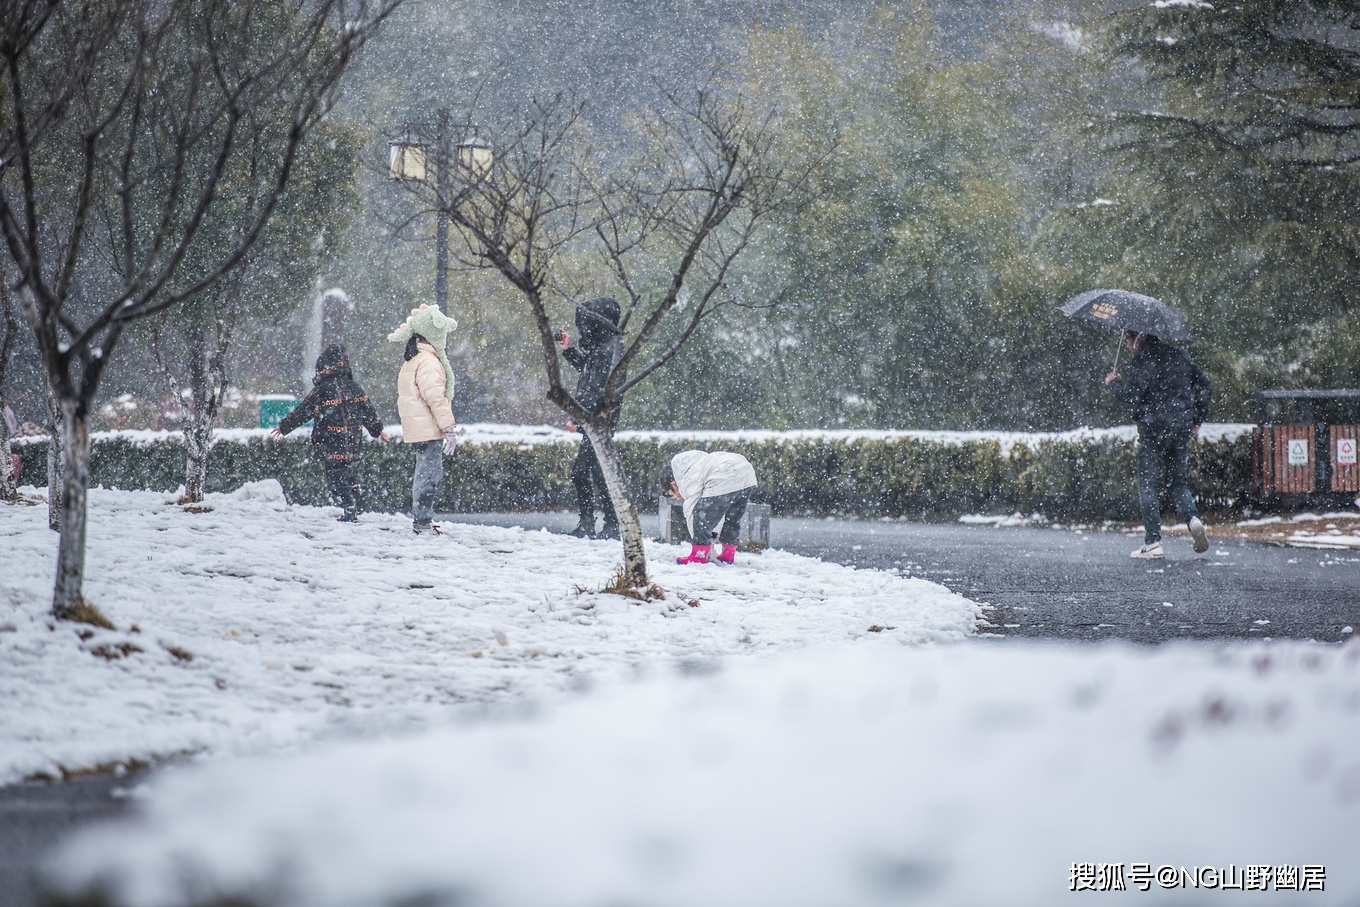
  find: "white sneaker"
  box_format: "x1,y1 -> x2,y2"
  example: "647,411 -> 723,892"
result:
1188,517 -> 1208,554
1132,542 -> 1164,559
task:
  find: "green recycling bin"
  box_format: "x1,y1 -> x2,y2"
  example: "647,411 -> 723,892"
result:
259,395 -> 307,429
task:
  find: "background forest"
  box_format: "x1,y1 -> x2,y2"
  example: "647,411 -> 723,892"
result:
6,0 -> 1358,433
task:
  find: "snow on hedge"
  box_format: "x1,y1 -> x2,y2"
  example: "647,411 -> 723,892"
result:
0,485 -> 980,786
10,421 -> 1255,453
42,638 -> 1360,907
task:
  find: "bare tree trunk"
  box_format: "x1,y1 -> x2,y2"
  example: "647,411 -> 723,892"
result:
184,408 -> 211,501
183,324 -> 211,502
581,420 -> 647,587
0,286 -> 16,501
45,384 -> 63,531
52,399 -> 90,617
154,319 -> 219,503
0,404 -> 13,501
185,320 -> 231,503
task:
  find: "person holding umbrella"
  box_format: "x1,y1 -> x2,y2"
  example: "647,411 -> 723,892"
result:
1105,329 -> 1212,558
1062,290 -> 1211,559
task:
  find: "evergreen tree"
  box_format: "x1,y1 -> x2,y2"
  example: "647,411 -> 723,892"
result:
725,7 -> 1051,429
1088,0 -> 1360,407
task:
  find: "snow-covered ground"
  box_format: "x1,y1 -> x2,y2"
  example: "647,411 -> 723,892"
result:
7,482 -> 1359,906
0,484 -> 979,786
957,510 -> 1360,548
1231,513 -> 1360,549
42,639 -> 1360,906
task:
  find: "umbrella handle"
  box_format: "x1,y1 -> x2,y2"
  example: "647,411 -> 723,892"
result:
1111,339 -> 1121,376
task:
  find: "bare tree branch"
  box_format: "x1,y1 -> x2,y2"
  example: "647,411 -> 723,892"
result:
411,83 -> 831,587
0,0 -> 402,616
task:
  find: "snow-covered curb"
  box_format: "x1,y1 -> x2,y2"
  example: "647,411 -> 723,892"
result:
42,638 -> 1360,907
620,422 -> 1253,450
0,485 -> 981,786
9,421 -> 1256,454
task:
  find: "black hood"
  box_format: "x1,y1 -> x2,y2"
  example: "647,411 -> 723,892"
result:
313,343 -> 351,384
575,296 -> 620,350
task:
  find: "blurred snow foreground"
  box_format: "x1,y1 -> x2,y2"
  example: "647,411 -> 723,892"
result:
2,486 -> 1357,905
42,642 -> 1360,907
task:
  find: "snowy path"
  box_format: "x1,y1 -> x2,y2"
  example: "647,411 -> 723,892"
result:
0,484 -> 981,786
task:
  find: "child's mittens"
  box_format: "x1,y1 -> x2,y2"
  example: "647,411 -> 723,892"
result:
442,426 -> 458,455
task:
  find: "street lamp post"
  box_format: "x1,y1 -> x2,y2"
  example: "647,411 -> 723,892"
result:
388,109 -> 491,314
433,110 -> 450,315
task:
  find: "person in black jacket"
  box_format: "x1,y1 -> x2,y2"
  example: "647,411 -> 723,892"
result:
272,343 -> 386,522
556,296 -> 623,539
1105,331 -> 1211,558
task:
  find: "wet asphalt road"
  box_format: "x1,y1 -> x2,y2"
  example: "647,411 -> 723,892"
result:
0,775 -> 131,907
776,517 -> 1360,643
5,514 -> 1358,906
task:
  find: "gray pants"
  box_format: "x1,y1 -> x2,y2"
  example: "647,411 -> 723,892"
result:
411,440 -> 443,521
691,487 -> 752,545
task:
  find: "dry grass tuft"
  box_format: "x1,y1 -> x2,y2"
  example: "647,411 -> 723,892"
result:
27,757 -> 154,784
162,644 -> 194,663
90,641 -> 143,660
3,491 -> 43,507
55,599 -> 115,630
601,565 -> 666,603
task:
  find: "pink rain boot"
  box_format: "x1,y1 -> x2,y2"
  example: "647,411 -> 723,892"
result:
716,543 -> 737,565
676,544 -> 711,565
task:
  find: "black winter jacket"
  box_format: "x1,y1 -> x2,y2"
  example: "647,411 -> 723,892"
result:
278,343 -> 383,462
1106,337 -> 1211,437
562,296 -> 624,427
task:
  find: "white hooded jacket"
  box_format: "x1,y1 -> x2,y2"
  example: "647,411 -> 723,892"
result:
670,450 -> 758,536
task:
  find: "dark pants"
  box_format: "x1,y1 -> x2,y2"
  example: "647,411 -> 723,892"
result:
691,487 -> 752,546
1137,428 -> 1199,545
571,434 -> 616,529
323,461 -> 359,516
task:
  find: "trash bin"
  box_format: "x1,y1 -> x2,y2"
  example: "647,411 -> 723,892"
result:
659,494 -> 688,543
1335,426 -> 1360,493
1250,390 -> 1360,506
258,395 -> 304,429
739,502 -> 772,550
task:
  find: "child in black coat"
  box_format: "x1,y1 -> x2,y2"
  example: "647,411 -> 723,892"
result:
272,343 -> 386,521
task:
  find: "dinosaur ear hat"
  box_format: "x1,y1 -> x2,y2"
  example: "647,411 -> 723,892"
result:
388,303 -> 458,401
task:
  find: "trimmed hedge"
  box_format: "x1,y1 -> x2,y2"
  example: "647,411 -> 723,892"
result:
13,430 -> 1253,521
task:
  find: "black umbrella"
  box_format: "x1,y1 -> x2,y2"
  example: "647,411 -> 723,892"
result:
1059,289 -> 1193,343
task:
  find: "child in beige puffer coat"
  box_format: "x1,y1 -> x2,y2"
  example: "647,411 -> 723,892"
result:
389,304 -> 458,534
